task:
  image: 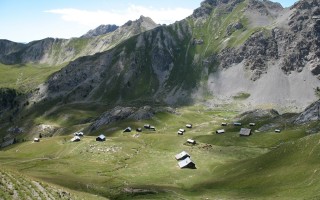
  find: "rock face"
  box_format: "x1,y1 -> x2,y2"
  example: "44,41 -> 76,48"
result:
81,24 -> 119,38
237,109 -> 280,121
294,100 -> 320,124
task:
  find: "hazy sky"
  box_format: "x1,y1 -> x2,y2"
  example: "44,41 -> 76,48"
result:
0,0 -> 297,43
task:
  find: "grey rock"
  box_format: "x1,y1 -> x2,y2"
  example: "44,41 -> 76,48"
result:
81,24 -> 119,38
237,109 -> 280,121
294,99 -> 320,124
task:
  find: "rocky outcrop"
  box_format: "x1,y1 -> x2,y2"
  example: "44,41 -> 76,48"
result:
89,106 -> 176,131
218,31 -> 278,80
236,109 -> 280,121
217,0 -> 320,81
294,99 -> 320,124
81,24 -> 119,38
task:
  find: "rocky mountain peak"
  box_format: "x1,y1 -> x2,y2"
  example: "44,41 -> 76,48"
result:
123,15 -> 159,31
81,24 -> 119,38
247,0 -> 283,14
292,0 -> 319,10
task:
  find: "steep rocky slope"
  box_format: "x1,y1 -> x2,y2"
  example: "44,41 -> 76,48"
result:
206,0 -> 320,109
81,24 -> 119,38
0,16 -> 158,65
28,0 -> 320,111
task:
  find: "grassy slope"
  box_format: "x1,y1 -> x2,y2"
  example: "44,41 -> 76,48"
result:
0,105 -> 316,199
0,63 -> 66,92
0,168 -> 108,200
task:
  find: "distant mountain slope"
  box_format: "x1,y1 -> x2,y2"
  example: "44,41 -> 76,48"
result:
0,16 -> 159,65
81,24 -> 119,38
29,0 -> 320,111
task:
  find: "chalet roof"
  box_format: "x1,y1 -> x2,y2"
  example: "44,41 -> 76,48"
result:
144,124 -> 150,128
74,132 -> 84,136
175,151 -> 190,160
97,134 -> 106,140
123,127 -> 132,132
240,128 -> 251,136
71,136 -> 81,142
187,139 -> 196,144
216,129 -> 225,134
178,157 -> 195,168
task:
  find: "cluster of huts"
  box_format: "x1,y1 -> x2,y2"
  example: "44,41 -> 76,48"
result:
175,151 -> 196,169
123,124 -> 156,133
70,131 -> 108,142
216,122 -> 281,136
177,124 -> 192,135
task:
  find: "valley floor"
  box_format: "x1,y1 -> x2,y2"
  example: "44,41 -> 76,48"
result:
0,105 -> 319,199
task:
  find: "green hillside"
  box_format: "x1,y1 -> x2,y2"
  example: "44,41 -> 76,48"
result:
1,105 -> 317,199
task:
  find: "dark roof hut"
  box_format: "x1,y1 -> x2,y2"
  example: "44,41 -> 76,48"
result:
123,127 -> 132,132
96,134 -> 106,141
144,124 -> 151,129
177,130 -> 184,135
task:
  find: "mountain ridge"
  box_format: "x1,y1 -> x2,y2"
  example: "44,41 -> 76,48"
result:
23,0 -> 320,111
0,15 -> 159,65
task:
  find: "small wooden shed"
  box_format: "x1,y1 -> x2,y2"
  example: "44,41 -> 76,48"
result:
216,129 -> 225,134
187,139 -> 196,145
186,124 -> 192,128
